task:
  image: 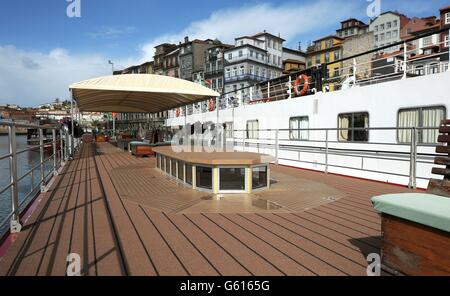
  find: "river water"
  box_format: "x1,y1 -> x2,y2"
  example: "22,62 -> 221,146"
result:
0,135 -> 53,236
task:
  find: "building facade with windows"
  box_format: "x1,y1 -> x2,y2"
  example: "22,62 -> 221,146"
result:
306,35 -> 343,91
408,18 -> 443,75
223,32 -> 285,102
369,11 -> 409,52
282,47 -> 306,74
342,32 -> 374,79
178,37 -> 217,81
163,47 -> 180,78
204,43 -> 234,94
153,43 -> 178,75
440,6 -> 450,63
336,18 -> 369,39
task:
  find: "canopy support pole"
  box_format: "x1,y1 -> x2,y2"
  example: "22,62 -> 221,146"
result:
113,113 -> 116,140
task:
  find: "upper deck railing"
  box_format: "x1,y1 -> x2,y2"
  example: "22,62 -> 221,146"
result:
0,120 -> 81,239
167,27 -> 450,118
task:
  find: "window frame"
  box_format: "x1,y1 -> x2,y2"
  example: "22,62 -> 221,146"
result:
246,119 -> 259,139
397,105 -> 446,144
252,165 -> 269,191
224,122 -> 234,139
218,166 -> 248,193
289,116 -> 309,141
337,112 -> 370,142
195,165 -> 213,191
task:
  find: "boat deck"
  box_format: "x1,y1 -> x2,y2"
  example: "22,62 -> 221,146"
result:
0,143 -> 419,276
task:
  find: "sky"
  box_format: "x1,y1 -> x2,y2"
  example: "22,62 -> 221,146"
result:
0,0 -> 448,107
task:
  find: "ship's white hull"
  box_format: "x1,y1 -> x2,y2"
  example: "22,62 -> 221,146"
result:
167,71 -> 450,189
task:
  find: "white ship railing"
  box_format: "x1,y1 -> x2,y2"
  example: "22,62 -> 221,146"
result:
167,27 -> 450,118
0,120 -> 80,238
224,126 -> 442,190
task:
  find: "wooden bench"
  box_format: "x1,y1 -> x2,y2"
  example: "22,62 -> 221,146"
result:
371,119 -> 450,276
129,131 -> 170,157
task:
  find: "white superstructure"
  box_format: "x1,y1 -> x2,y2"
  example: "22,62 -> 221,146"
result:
167,71 -> 450,189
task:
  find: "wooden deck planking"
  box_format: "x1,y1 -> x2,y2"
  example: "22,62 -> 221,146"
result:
202,213 -> 315,276
123,202 -> 188,276
0,143 -> 419,276
88,155 -> 125,276
185,213 -> 284,276
0,145 -> 86,275
95,154 -> 157,275
141,208 -> 219,276
47,144 -> 88,276
167,213 -> 252,276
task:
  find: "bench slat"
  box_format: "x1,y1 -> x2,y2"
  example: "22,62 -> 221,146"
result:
436,146 -> 450,154
438,135 -> 450,143
432,167 -> 450,176
434,157 -> 450,166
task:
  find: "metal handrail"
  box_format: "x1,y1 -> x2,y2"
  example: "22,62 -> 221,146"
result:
0,120 -> 75,237
180,126 -> 440,190
163,27 -> 450,116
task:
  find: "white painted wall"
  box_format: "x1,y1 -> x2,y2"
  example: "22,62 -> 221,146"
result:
167,71 -> 450,189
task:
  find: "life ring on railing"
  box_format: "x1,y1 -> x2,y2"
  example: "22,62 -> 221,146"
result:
208,99 -> 215,112
294,74 -> 309,96
176,108 -> 181,117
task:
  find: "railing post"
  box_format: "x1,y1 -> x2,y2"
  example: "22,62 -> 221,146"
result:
242,130 -> 245,152
70,94 -> 74,158
60,129 -> 65,166
65,131 -> 69,162
39,128 -> 46,192
275,129 -> 279,165
402,42 -> 407,79
267,82 -> 270,99
352,58 -> 357,87
52,129 -> 58,176
408,127 -> 417,189
8,125 -> 22,233
325,129 -> 329,174
30,170 -> 34,194
288,75 -> 292,99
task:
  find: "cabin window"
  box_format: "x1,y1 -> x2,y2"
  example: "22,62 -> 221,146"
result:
289,117 -> 309,140
398,106 -> 446,144
224,122 -> 234,139
164,157 -> 170,174
171,159 -> 177,178
177,160 -> 184,181
246,120 -> 259,139
338,112 -> 369,142
196,166 -> 213,190
156,154 -> 161,169
186,164 -> 193,185
219,167 -> 246,191
252,166 -> 268,189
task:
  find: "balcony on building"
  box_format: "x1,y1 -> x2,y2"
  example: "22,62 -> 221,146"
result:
224,73 -> 267,83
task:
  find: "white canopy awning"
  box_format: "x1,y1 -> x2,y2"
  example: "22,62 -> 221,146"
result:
69,74 -> 220,113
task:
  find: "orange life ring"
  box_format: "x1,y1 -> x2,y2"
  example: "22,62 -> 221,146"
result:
208,99 -> 215,112
294,74 -> 309,96
176,108 -> 181,117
